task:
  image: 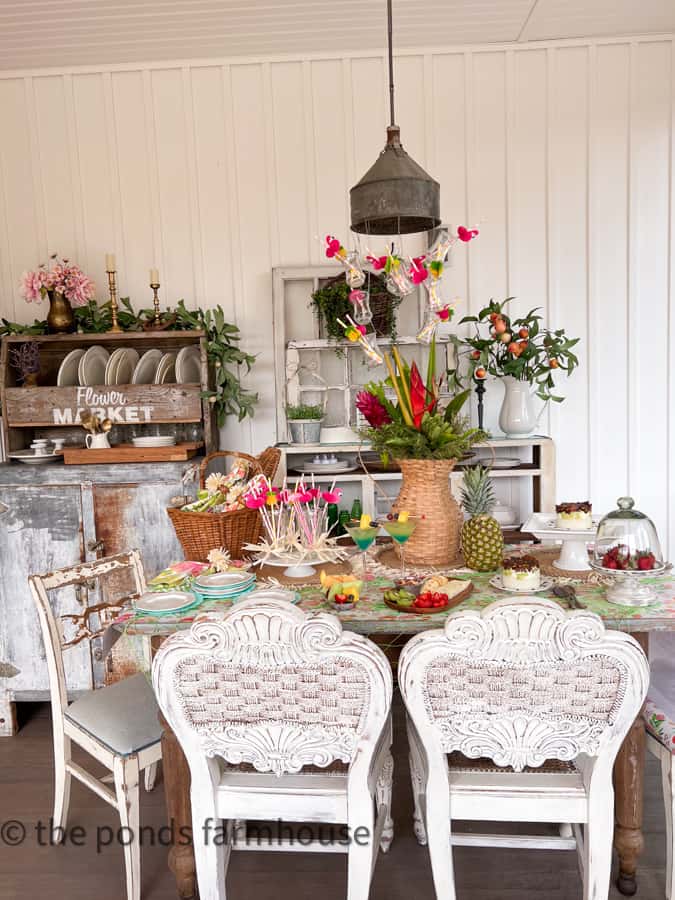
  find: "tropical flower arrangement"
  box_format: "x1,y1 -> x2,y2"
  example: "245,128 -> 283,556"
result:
20,254 -> 95,307
356,340 -> 485,462
456,298 -> 580,403
242,475 -> 346,564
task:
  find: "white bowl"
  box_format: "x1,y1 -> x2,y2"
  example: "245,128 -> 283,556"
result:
319,426 -> 360,444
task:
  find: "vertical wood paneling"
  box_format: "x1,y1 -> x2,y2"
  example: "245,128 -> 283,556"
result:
629,41 -> 672,543
32,76 -> 77,259
110,70 -> 154,302
0,37 -> 674,553
549,46 -> 590,500
72,73 -> 116,291
589,43 -> 631,514
0,78 -> 40,319
190,66 -> 235,313
151,69 -> 195,307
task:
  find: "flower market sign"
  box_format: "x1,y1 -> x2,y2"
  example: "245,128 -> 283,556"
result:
3,384 -> 203,427
53,387 -> 155,425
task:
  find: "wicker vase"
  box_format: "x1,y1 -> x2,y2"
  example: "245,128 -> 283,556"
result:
391,459 -> 463,566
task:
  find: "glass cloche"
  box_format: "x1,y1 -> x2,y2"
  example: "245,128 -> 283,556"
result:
591,497 -> 667,607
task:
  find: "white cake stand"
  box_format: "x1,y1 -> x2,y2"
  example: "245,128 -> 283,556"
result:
522,513 -> 602,572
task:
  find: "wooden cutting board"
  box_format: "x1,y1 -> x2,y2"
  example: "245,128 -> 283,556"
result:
63,442 -> 202,465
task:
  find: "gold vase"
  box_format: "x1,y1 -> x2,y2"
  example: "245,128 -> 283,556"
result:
46,290 -> 75,334
392,458 -> 463,565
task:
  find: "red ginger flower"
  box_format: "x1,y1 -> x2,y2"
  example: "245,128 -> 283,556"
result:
356,390 -> 392,428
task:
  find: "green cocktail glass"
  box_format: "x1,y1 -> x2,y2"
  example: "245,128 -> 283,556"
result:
346,522 -> 380,576
382,518 -> 417,580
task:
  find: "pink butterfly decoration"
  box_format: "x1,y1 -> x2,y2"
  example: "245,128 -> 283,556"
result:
457,226 -> 479,242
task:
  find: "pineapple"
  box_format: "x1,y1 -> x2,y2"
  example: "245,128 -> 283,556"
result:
460,465 -> 504,571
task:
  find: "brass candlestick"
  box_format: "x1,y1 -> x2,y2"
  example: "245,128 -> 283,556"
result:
150,282 -> 161,327
106,269 -> 122,333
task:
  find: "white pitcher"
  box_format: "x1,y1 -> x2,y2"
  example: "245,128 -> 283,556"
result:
85,432 -> 110,450
498,376 -> 546,437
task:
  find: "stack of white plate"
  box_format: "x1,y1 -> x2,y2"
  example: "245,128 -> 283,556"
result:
192,571 -> 256,601
132,436 -> 177,448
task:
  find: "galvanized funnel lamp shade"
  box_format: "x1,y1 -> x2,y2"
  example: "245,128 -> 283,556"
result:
350,0 -> 440,235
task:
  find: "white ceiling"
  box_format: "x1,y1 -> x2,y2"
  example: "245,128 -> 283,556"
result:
0,0 -> 673,70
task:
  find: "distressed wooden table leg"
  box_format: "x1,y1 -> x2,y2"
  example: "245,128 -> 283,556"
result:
613,631 -> 648,896
160,714 -> 197,899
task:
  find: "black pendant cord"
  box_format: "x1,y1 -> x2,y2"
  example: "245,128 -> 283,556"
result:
387,0 -> 395,127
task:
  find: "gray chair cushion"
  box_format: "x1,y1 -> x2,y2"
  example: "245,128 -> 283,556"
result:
65,672 -> 162,757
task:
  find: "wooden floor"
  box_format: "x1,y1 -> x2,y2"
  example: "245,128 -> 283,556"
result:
0,698 -> 669,900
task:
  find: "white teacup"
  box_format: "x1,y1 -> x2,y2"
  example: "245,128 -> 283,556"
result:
51,439 -> 65,453
85,433 -> 111,450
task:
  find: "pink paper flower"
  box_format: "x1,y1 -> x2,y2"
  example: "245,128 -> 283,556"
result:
367,254 -> 387,270
321,488 -> 343,503
457,226 -> 479,242
325,235 -> 343,259
20,269 -> 47,303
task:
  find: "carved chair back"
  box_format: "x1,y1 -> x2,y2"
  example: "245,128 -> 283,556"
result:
152,595 -> 393,777
28,550 -> 147,716
399,597 -> 649,772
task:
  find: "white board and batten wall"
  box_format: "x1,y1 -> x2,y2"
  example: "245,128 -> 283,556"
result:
0,35 -> 674,555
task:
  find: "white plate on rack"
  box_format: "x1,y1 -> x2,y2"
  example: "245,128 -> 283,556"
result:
175,346 -> 201,383
463,456 -> 521,469
106,348 -> 139,385
78,346 -> 109,386
57,348 -> 85,386
154,352 -> 176,384
489,575 -> 554,594
132,349 -> 163,384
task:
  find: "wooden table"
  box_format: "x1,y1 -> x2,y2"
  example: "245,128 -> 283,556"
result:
118,558 -> 675,899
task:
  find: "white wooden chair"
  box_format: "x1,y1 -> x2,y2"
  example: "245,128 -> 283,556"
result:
644,632 -> 675,899
29,549 -> 163,900
152,593 -> 394,900
398,597 -> 649,900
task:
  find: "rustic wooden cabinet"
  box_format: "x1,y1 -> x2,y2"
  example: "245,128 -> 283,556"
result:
0,459 -> 195,735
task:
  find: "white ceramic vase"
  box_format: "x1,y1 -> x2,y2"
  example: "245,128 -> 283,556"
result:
498,376 -> 537,437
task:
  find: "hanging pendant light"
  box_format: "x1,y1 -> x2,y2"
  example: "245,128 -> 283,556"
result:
350,0 -> 440,236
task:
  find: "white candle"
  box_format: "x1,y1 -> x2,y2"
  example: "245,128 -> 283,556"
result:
105,253 -> 116,271
150,267 -> 159,284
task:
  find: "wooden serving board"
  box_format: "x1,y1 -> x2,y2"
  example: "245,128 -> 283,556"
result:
383,580 -> 474,614
63,442 -> 203,465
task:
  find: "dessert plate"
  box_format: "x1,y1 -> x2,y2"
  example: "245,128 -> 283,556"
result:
132,437 -> 176,447
57,348 -> 85,386
489,575 -> 554,594
133,590 -> 198,615
132,349 -> 163,384
292,462 -> 358,475
175,345 -> 201,383
78,346 -> 109,386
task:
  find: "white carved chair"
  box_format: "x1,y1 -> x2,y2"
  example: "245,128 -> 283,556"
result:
152,593 -> 394,900
29,549 -> 163,900
398,597 -> 649,900
644,632 -> 675,899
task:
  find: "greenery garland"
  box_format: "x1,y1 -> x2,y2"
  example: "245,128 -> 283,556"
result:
0,298 -> 258,428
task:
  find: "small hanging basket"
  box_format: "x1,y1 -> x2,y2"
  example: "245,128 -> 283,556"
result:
167,450 -> 264,562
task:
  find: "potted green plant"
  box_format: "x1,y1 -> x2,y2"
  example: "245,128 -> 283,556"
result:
285,402 -> 324,444
455,298 -> 580,437
310,273 -> 399,348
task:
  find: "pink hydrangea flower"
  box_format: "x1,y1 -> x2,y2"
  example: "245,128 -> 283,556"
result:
19,269 -> 47,303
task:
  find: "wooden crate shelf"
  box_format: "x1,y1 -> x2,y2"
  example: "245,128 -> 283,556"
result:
0,330 -> 216,455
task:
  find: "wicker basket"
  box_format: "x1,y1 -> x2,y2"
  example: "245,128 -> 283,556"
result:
167,450 -> 264,562
392,458 -> 463,566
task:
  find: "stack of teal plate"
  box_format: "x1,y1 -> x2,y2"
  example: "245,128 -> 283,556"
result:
191,571 -> 256,603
